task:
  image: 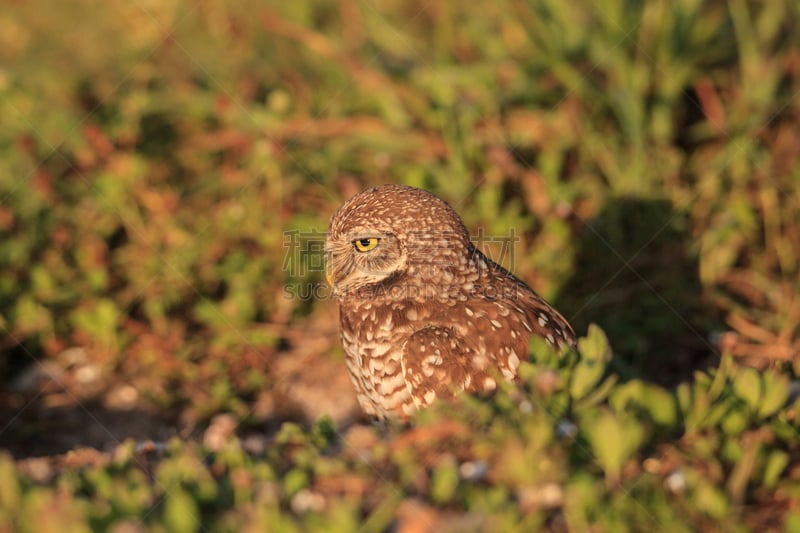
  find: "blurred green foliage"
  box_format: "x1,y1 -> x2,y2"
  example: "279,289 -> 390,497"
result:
0,332 -> 797,531
1,0 -> 799,530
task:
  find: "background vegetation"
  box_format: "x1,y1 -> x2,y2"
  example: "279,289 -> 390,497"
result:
0,0 -> 798,530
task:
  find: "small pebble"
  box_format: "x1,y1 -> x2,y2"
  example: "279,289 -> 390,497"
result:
556,419 -> 578,439
665,469 -> 686,494
459,460 -> 488,481
290,488 -> 325,513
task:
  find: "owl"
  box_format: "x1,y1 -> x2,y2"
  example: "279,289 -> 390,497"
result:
325,184 -> 576,420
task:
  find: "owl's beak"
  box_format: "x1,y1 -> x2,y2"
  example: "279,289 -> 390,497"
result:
325,266 -> 342,298
325,259 -> 335,288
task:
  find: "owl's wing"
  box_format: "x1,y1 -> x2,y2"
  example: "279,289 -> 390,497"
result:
400,326 -> 497,411
476,255 -> 576,349
515,289 -> 577,349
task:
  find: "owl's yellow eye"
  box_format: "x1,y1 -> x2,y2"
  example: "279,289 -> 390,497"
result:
353,237 -> 380,252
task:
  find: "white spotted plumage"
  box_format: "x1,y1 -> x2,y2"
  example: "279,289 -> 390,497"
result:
326,184 -> 576,420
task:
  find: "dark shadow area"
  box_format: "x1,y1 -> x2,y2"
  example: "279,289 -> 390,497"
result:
0,309 -> 358,460
555,196 -> 722,385
0,374 -> 343,460
0,395 -> 180,459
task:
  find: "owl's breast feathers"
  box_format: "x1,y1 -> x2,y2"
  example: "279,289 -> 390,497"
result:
400,326 -> 491,409
337,258 -> 575,419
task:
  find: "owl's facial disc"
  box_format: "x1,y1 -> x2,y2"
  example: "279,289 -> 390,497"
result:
325,231 -> 406,295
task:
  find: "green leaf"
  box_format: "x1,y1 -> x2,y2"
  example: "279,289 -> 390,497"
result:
721,407 -> 748,436
676,382 -> 692,415
571,325 -> 613,400
570,358 -> 607,400
164,488 -> 200,533
577,324 -> 613,364
758,371 -> 789,419
0,453 -> 20,520
360,493 -> 402,533
283,469 -> 309,498
577,374 -> 618,407
708,356 -> 734,401
786,511 -> 800,533
694,481 -> 728,520
70,298 -> 121,348
430,455 -> 460,504
726,436 -> 760,504
762,450 -> 789,488
732,366 -> 762,411
311,416 -> 338,448
14,294 -> 53,336
583,409 -> 644,483
684,386 -> 711,433
703,401 -> 732,430
641,385 -> 678,426
610,380 -> 676,426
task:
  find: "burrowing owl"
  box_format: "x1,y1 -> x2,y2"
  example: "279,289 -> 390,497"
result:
326,184 -> 575,419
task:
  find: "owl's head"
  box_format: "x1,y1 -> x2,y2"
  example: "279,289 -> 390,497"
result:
325,184 -> 471,296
